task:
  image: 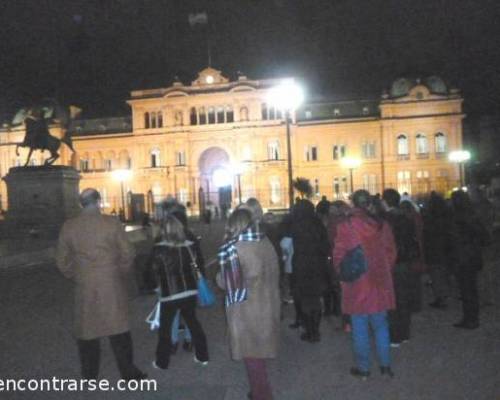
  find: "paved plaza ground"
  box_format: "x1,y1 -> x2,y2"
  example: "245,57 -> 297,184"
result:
0,222 -> 499,399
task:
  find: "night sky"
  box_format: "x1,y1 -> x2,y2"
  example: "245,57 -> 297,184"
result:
1,0 -> 499,120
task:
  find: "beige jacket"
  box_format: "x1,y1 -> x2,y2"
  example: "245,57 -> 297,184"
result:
56,207 -> 135,340
225,238 -> 280,360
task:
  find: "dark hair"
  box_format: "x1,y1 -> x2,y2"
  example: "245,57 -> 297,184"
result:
382,188 -> 401,208
352,190 -> 372,209
451,190 -> 472,214
427,192 -> 448,217
291,199 -> 315,220
79,188 -> 101,207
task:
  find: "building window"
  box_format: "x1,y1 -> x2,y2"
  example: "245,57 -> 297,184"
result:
176,151 -> 186,166
305,110 -> 312,119
144,112 -> 150,129
240,106 -> 249,121
100,188 -> 109,208
397,134 -> 409,156
397,171 -> 411,194
267,141 -> 280,160
334,108 -> 341,116
190,107 -> 197,125
79,159 -> 89,172
217,106 -> 225,123
333,145 -> 346,160
199,107 -> 207,125
15,159 -> 21,167
179,188 -> 188,204
362,142 -> 376,158
126,157 -> 132,169
435,132 -> 447,153
226,106 -> 234,123
362,106 -> 369,115
104,159 -> 113,171
208,107 -> 216,124
416,133 -> 428,154
362,174 -> 377,194
314,178 -> 320,195
333,177 -> 340,198
151,112 -> 157,128
158,112 -> 163,127
270,178 -> 281,205
261,103 -> 268,120
150,148 -> 161,168
306,146 -> 318,161
29,158 -> 37,166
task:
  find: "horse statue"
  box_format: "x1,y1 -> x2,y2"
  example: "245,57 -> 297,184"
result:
16,107 -> 75,166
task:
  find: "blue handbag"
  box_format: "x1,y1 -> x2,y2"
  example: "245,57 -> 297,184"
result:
187,246 -> 216,307
339,244 -> 368,282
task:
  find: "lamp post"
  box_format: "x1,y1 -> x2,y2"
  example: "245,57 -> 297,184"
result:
341,157 -> 361,194
112,169 -> 132,220
267,79 -> 304,208
448,150 -> 471,188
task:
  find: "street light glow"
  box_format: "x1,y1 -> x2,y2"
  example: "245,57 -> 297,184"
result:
267,79 -> 305,111
448,150 -> 471,163
212,167 -> 232,188
341,157 -> 361,169
112,169 -> 132,182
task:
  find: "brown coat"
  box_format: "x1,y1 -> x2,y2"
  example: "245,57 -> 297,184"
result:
225,238 -> 280,360
56,207 -> 135,340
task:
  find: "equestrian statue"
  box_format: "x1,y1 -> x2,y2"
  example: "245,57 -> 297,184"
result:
16,107 -> 75,166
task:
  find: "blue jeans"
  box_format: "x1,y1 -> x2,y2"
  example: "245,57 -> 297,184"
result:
351,311 -> 390,372
171,310 -> 192,344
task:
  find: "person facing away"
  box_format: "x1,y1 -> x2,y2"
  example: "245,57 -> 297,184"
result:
382,188 -> 419,346
56,188 -> 145,381
332,190 -> 397,379
218,208 -> 280,400
422,192 -> 451,309
290,199 -> 330,343
150,214 -> 209,369
448,190 -> 490,329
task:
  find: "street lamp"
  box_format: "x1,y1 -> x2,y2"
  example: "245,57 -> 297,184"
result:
341,157 -> 361,194
267,79 -> 304,208
449,150 -> 471,187
112,169 -> 132,220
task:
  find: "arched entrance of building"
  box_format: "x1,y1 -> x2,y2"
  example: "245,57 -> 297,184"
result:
198,147 -> 233,216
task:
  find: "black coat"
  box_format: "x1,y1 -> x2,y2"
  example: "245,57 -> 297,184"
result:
152,239 -> 204,298
448,213 -> 489,272
291,216 -> 330,297
384,208 -> 419,264
423,213 -> 450,265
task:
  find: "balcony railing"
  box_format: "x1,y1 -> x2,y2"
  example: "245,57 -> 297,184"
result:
435,152 -> 447,159
416,153 -> 429,159
397,154 -> 410,161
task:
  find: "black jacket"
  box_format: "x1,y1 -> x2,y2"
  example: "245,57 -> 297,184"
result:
152,238 -> 204,298
384,208 -> 419,264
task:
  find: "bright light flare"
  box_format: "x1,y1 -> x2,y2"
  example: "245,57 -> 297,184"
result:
341,157 -> 362,169
448,150 -> 471,163
112,169 -> 132,182
267,79 -> 304,111
212,167 -> 232,188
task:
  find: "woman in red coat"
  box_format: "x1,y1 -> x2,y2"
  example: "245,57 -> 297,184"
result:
332,190 -> 397,379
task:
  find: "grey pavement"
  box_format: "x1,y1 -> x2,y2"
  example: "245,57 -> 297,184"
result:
0,226 -> 499,399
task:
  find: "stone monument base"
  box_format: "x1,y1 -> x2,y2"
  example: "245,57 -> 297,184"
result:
1,166 -> 80,239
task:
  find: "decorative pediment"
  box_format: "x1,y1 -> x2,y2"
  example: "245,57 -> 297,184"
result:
191,67 -> 229,86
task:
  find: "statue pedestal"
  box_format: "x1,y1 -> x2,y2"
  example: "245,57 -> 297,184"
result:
2,166 -> 80,238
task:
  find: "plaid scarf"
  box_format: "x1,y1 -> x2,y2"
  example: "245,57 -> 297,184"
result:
218,225 -> 264,307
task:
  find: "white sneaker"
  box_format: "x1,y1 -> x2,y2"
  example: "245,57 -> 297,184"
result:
390,343 -> 401,348
152,361 -> 166,370
193,356 -> 208,366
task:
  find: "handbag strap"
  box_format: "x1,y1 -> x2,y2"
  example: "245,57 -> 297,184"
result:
185,244 -> 200,274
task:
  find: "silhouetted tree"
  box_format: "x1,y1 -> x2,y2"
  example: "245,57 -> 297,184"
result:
293,177 -> 313,199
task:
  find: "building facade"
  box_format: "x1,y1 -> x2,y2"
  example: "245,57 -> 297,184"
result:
0,68 -> 464,213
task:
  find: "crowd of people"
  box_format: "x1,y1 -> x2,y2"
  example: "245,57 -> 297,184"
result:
56,186 -> 494,400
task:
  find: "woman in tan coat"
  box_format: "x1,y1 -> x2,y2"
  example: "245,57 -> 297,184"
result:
218,208 -> 280,400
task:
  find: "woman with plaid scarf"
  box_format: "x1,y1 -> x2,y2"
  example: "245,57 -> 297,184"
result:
218,208 -> 280,400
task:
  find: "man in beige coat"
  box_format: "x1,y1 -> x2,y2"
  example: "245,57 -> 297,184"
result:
57,188 -> 145,380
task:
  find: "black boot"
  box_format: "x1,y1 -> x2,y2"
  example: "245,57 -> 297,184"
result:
311,310 -> 321,343
290,299 -> 304,329
300,314 -> 313,342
